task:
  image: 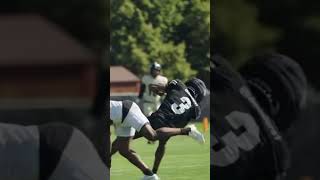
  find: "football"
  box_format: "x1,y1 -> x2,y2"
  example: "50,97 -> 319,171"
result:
149,83 -> 166,96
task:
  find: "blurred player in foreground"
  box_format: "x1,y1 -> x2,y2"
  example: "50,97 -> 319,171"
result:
211,53 -> 307,180
138,62 -> 168,116
0,122 -> 109,180
240,53 -> 307,134
110,100 -> 204,180
133,77 -> 208,174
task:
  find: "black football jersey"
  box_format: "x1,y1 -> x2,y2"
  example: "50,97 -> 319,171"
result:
148,79 -> 201,129
211,56 -> 290,180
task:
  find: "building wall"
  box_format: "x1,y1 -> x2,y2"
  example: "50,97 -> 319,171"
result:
110,81 -> 140,95
0,64 -> 97,108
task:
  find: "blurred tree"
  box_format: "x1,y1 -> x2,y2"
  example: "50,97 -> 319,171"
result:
111,0 -> 210,81
214,0 -> 280,67
111,0 -> 194,81
253,0 -> 320,88
178,0 -> 210,86
215,0 -> 320,87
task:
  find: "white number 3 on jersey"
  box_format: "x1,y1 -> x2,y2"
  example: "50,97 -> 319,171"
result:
211,111 -> 261,167
171,97 -> 192,114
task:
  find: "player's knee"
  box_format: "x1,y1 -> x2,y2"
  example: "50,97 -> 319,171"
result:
141,123 -> 158,141
147,128 -> 158,141
144,131 -> 157,141
155,129 -> 169,141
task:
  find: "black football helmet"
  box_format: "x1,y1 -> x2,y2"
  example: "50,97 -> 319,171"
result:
185,78 -> 207,103
240,53 -> 307,131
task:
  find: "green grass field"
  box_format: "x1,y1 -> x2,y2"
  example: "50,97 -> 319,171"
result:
110,123 -> 210,180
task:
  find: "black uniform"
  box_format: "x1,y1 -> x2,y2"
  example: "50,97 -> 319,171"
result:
148,79 -> 201,129
211,56 -> 290,180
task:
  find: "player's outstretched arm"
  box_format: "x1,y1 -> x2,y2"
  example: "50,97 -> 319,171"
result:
152,138 -> 169,173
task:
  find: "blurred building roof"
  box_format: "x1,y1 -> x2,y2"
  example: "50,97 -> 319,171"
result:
0,14 -> 96,66
110,66 -> 140,83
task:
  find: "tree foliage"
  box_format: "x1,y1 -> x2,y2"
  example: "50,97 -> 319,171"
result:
214,0 -> 280,67
111,0 -> 210,81
215,0 -> 320,87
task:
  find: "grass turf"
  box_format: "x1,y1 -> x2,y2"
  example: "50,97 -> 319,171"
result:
110,123 -> 210,180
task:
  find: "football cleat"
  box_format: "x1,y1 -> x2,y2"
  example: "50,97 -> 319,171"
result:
141,174 -> 160,180
187,124 -> 205,144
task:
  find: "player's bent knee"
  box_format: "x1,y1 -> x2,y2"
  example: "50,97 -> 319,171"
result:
145,131 -> 158,141
141,123 -> 158,141
155,129 -> 170,141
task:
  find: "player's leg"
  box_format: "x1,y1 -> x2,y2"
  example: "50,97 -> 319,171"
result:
125,100 -> 182,141
140,123 -> 190,141
115,136 -> 154,176
133,131 -> 144,139
125,101 -> 205,143
113,119 -> 157,177
111,137 -> 139,156
152,138 -> 169,173
146,103 -> 159,144
110,138 -> 119,156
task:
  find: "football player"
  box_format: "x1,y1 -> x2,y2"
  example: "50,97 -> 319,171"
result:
138,62 -> 168,116
0,122 -> 109,180
135,77 -> 208,174
211,54 -> 297,180
110,100 -> 204,180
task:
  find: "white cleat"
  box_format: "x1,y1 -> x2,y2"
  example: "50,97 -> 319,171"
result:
141,174 -> 160,180
187,124 -> 205,144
